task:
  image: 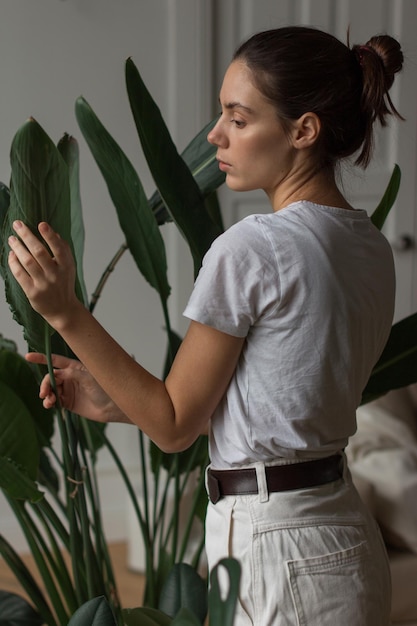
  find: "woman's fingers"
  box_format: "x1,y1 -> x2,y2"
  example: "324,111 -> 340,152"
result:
41,389 -> 58,409
25,352 -> 48,366
38,369 -> 71,409
25,352 -> 82,370
8,221 -> 58,308
7,243 -> 38,291
25,353 -> 84,411
9,221 -> 51,273
8,221 -> 78,328
37,222 -> 70,264
8,221 -> 73,288
13,220 -> 67,263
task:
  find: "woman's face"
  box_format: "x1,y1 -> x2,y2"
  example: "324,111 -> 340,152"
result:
207,60 -> 296,201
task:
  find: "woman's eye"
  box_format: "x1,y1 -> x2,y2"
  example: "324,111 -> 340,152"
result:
231,118 -> 245,128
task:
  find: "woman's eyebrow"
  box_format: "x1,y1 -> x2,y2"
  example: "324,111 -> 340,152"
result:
219,99 -> 255,114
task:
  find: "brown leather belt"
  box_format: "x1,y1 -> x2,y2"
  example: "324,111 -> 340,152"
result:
207,454 -> 343,504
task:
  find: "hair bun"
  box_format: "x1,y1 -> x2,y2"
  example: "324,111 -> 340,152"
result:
351,34 -> 404,158
360,35 -> 404,89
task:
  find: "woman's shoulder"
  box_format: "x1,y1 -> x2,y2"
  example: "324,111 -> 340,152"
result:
200,214 -> 280,273
211,213 -> 276,253
222,212 -> 280,238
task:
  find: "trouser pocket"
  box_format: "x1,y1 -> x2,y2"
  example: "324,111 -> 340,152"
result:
287,538 -> 389,626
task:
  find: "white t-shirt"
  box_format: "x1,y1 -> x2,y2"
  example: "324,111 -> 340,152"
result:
183,201 -> 395,469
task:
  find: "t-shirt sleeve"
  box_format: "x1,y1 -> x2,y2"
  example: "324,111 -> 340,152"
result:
183,216 -> 280,337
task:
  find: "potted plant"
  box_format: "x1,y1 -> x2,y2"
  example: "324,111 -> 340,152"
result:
0,56 -> 224,624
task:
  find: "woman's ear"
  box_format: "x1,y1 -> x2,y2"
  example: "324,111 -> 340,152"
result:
291,112 -> 321,149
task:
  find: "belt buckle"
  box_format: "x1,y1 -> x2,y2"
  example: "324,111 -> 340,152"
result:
207,470 -> 221,504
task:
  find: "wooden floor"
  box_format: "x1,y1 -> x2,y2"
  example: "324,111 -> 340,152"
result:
0,542 -> 145,612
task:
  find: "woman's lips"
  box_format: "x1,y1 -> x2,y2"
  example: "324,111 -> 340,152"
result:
217,159 -> 231,172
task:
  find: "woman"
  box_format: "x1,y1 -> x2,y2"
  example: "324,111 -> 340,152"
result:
8,26 -> 404,625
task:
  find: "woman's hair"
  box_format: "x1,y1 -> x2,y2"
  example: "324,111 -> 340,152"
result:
233,26 -> 404,168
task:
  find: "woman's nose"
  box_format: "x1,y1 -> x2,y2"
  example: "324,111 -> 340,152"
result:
207,118 -> 226,147
207,127 -> 218,146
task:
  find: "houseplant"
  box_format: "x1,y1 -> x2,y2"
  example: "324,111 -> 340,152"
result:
0,53 -> 416,626
0,57 -> 224,624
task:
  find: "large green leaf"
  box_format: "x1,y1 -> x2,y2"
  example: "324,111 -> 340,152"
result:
180,117 -> 225,205
0,118 -> 78,352
371,164 -> 401,230
149,117 -> 225,229
208,558 -> 240,626
75,97 -> 171,305
57,134 -> 88,305
123,607 -> 172,626
68,596 -> 117,626
125,58 -> 222,276
0,347 -> 58,491
163,329 -> 183,380
0,381 -> 39,479
203,191 -> 224,237
170,608 -> 201,625
0,457 -> 43,502
0,181 -> 10,223
0,334 -> 17,352
158,563 -> 207,623
362,312 -> 417,404
359,163 -> 414,404
0,182 -> 10,280
0,590 -> 43,626
0,349 -> 53,447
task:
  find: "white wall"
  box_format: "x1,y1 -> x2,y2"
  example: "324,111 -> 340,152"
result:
0,0 -> 184,356
0,0 -> 210,549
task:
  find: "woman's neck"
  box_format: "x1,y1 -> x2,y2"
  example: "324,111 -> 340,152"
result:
269,165 -> 354,212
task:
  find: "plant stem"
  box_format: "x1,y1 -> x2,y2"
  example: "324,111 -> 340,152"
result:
171,456 -> 180,563
138,430 -> 156,605
7,498 -> 69,623
138,430 -> 151,552
89,243 -> 128,313
79,424 -> 123,623
30,503 -> 79,614
44,326 -> 84,606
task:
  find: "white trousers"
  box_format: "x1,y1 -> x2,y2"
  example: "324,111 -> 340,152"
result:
205,455 -> 391,626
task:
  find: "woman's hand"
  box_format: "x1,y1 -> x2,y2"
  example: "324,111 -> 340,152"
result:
8,221 -> 80,330
26,352 -> 132,424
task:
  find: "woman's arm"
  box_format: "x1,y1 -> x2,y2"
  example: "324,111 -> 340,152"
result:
8,221 -> 244,452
